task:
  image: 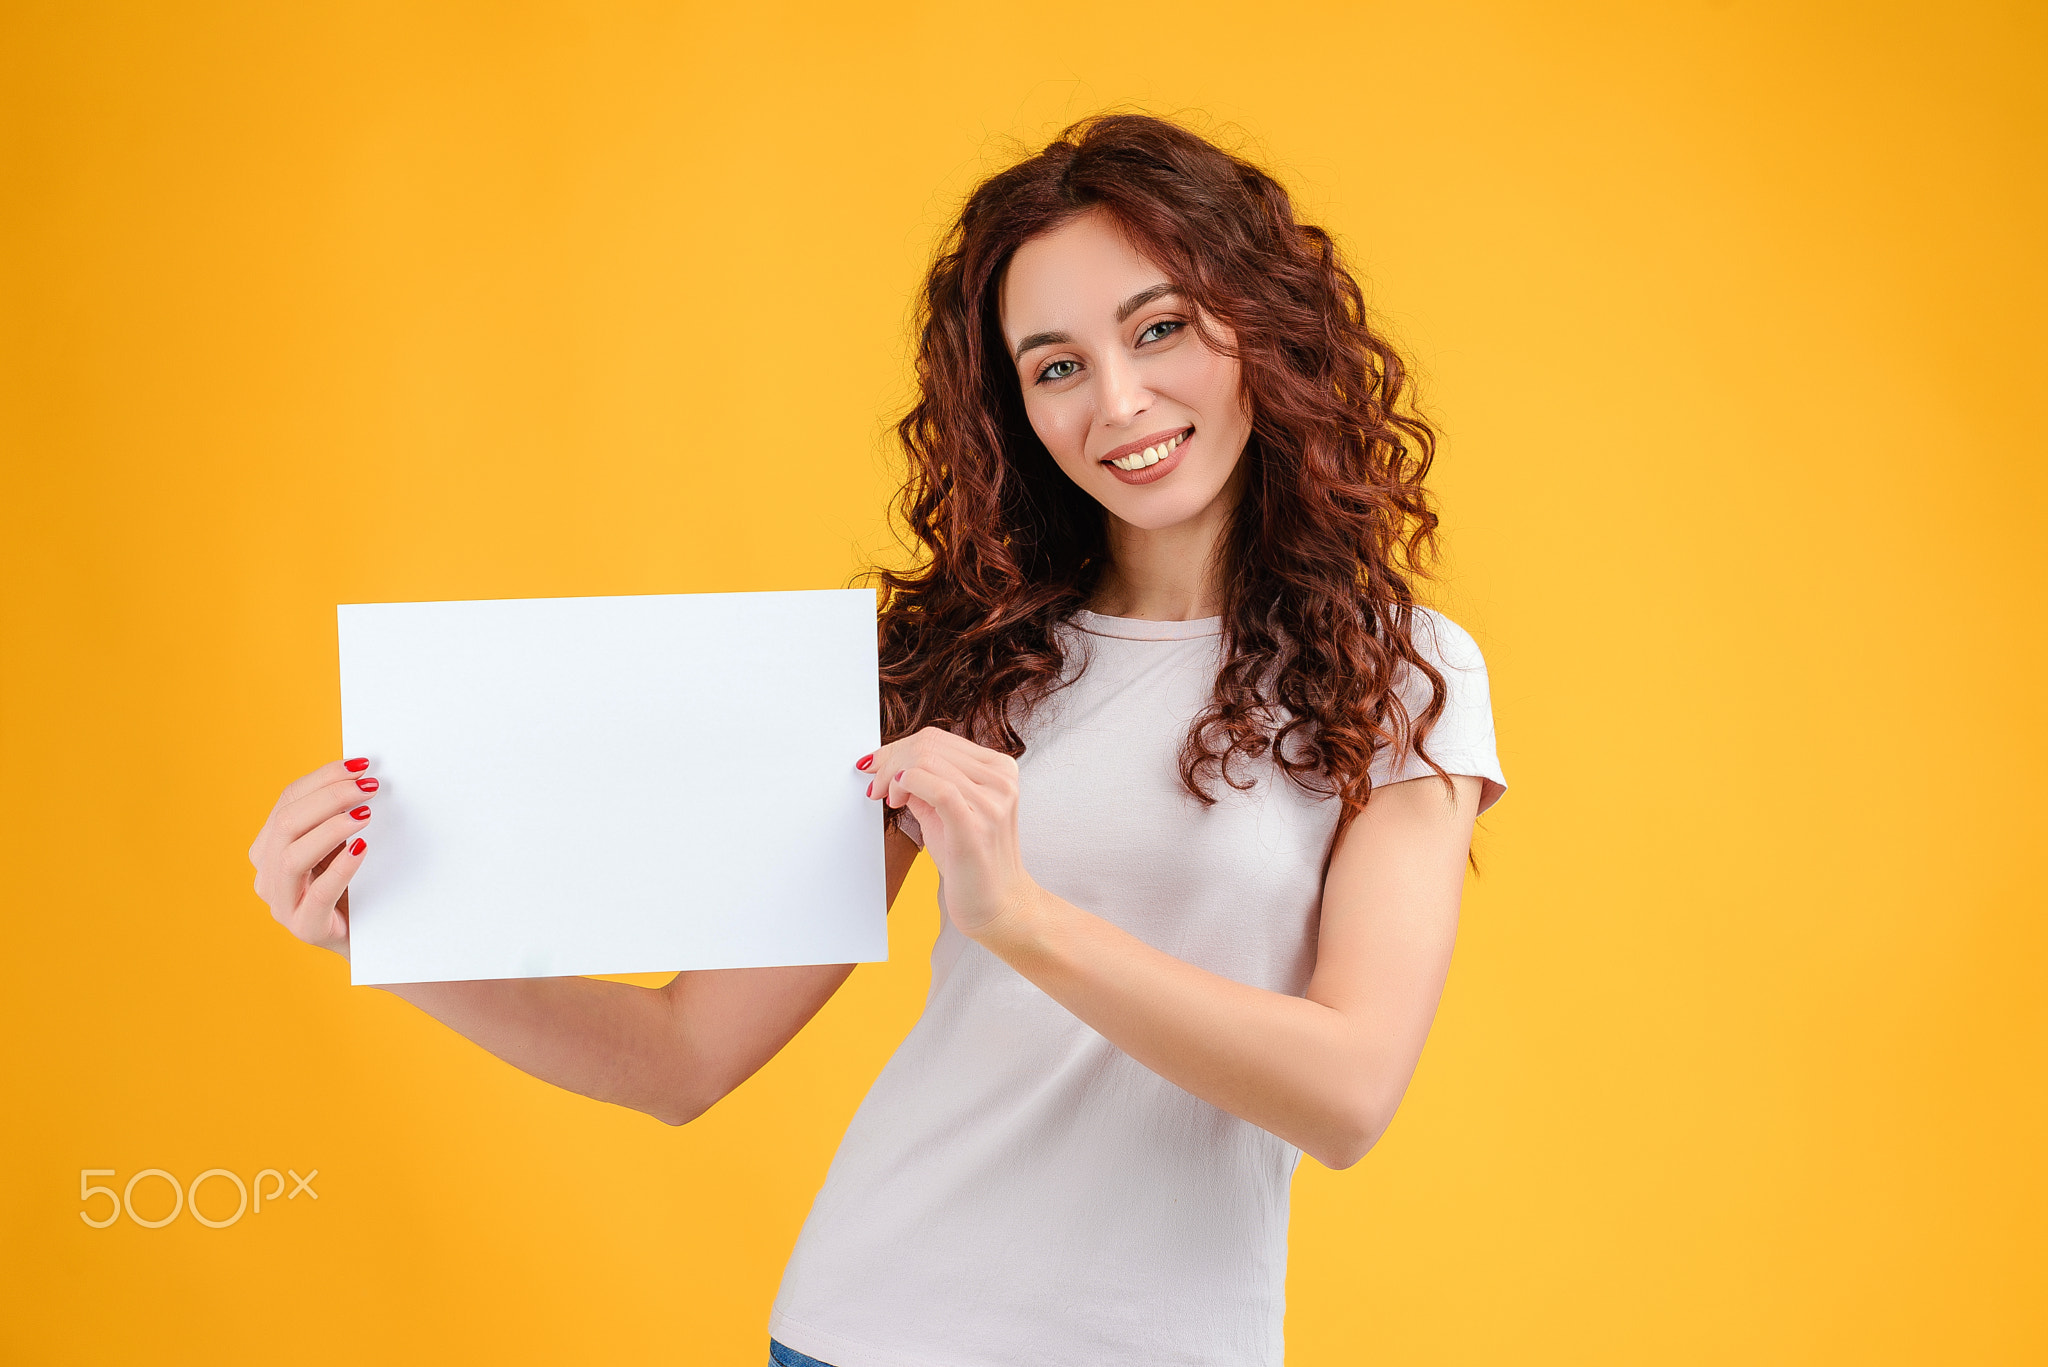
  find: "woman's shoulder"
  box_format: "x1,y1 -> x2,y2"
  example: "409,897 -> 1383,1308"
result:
1377,604 -> 1507,810
1402,605 -> 1488,675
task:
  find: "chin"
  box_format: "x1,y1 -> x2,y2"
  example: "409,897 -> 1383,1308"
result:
1094,434 -> 1247,531
1104,486 -> 1220,531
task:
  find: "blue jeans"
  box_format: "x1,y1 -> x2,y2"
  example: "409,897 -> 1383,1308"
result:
769,1339 -> 837,1367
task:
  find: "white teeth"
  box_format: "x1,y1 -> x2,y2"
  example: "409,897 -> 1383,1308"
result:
1109,430 -> 1187,472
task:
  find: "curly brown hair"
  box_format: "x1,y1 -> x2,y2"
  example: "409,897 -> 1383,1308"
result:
871,112 -> 1450,829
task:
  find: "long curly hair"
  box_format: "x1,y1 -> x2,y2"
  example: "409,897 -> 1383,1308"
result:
872,113 -> 1450,829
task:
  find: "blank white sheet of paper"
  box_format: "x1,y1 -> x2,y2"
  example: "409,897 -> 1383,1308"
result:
337,588 -> 886,985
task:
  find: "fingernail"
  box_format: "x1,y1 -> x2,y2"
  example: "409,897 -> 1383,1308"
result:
855,753 -> 874,771
349,837 -> 366,856
345,757 -> 370,773
894,770 -> 905,781
866,780 -> 874,797
355,777 -> 379,792
350,805 -> 371,820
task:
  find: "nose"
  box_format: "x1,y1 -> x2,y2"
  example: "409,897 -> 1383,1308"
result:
1095,349 -> 1153,428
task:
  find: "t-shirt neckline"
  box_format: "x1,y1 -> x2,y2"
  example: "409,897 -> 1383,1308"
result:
1069,608 -> 1224,641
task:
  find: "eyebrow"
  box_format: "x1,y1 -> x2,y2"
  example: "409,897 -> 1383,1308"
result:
1011,282 -> 1182,362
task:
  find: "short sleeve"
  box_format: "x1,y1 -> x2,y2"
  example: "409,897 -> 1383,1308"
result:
1368,608 -> 1507,814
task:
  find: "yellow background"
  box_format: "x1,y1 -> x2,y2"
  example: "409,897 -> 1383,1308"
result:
3,1 -> 2043,1361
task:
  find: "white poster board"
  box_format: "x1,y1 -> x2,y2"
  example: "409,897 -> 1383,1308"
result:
336,589 -> 886,985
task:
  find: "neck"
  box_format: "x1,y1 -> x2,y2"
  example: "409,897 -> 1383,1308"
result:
1087,473 -> 1241,622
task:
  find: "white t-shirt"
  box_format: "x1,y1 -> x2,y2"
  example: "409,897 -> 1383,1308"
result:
768,606 -> 1505,1367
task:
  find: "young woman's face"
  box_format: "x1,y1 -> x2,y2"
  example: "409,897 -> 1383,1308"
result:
998,209 -> 1253,533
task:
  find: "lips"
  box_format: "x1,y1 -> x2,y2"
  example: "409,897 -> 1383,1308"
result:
1098,425 -> 1193,466
1100,427 -> 1193,487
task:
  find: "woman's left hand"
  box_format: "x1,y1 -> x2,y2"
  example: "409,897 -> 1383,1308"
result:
861,727 -> 1041,942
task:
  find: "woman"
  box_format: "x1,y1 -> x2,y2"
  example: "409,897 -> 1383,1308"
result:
249,114 -> 1506,1367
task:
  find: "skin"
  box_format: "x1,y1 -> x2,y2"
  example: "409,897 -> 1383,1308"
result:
248,206 -> 1481,1168
1000,209 -> 1256,620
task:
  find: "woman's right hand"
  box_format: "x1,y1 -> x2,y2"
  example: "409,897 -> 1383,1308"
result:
248,757 -> 380,960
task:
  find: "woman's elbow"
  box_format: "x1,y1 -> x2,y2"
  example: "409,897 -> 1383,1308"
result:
641,1029 -> 738,1126
650,1098 -> 701,1128
644,1071 -> 725,1127
1312,1093 -> 1398,1170
1312,1127 -> 1377,1172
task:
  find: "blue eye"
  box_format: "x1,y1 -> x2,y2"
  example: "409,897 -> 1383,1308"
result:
1037,359 -> 1079,383
1139,319 -> 1185,344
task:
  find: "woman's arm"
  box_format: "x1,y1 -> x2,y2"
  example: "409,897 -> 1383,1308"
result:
252,758 -> 923,1126
871,730 -> 1480,1170
379,825 -> 924,1125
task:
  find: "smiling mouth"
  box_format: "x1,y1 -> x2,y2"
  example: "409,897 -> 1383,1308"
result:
1101,426 -> 1193,472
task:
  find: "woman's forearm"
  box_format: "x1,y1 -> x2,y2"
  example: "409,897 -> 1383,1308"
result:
377,975 -> 696,1124
358,828 -> 922,1125
977,892 -> 1387,1168
872,738 -> 1474,1168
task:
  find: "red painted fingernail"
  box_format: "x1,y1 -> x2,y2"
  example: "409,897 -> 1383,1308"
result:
349,837 -> 366,856
855,753 -> 874,771
345,757 -> 370,772
350,805 -> 371,820
866,780 -> 874,797
894,770 -> 905,781
355,777 -> 379,792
